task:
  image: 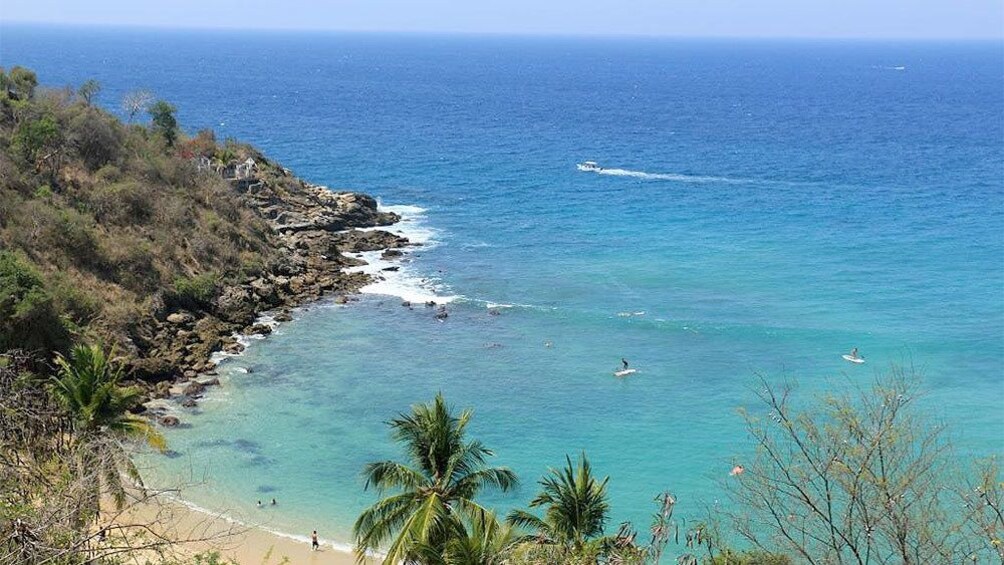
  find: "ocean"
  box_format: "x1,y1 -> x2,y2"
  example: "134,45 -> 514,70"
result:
2,25 -> 1002,553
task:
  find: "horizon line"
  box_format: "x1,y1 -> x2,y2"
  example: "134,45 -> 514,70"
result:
3,19 -> 1003,42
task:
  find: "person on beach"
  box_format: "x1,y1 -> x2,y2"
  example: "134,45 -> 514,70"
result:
311,530 -> 319,551
621,358 -> 629,370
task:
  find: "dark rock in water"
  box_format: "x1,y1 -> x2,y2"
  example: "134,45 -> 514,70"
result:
435,307 -> 449,320
274,310 -> 293,322
334,295 -> 349,304
181,398 -> 198,408
159,415 -> 180,427
401,301 -> 411,307
381,249 -> 404,259
224,342 -> 245,354
201,377 -> 221,387
182,381 -> 206,397
382,266 -> 400,272
151,381 -> 173,399
425,301 -> 437,307
248,323 -> 273,336
233,438 -> 262,453
332,229 -> 409,252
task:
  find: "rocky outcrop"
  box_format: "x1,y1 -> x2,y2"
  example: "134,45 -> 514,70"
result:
331,229 -> 410,252
130,157 -> 412,406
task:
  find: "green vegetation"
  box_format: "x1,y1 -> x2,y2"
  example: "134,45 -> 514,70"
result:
0,66 -> 1001,564
149,100 -> 179,146
353,393 -> 519,563
0,66 -> 282,362
0,250 -> 70,354
0,66 -> 288,563
356,383 -> 1004,564
507,454 -> 611,556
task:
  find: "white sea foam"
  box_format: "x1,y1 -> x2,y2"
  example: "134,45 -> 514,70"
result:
348,202 -> 460,304
594,167 -> 736,183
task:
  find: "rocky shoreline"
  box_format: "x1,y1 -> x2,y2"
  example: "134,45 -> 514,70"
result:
128,161 -> 415,424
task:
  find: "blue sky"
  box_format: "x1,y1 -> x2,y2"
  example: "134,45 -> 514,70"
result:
2,0 -> 1001,39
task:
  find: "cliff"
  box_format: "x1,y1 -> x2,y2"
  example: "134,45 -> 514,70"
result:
0,66 -> 408,390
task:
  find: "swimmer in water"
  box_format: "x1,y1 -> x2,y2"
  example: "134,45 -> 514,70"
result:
730,465 -> 745,476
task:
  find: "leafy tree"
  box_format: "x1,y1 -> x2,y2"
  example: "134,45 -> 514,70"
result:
148,99 -> 179,145
77,78 -> 101,105
6,66 -> 38,100
11,113 -> 61,168
724,371 -> 994,564
507,453 -> 610,558
0,251 -> 69,355
353,393 -> 518,564
122,89 -> 153,122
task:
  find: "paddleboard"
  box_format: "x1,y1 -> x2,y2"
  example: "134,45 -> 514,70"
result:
842,355 -> 865,364
614,368 -> 637,377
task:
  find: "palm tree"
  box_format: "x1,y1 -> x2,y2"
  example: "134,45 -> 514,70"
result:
440,511 -> 521,565
52,344 -> 164,447
51,344 -> 165,514
507,453 -> 610,558
353,393 -> 518,564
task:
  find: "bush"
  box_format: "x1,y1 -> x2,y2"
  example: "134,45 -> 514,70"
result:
88,180 -> 153,226
173,273 -> 217,306
11,113 -> 60,165
68,108 -> 122,170
46,271 -> 102,325
0,251 -> 69,354
707,550 -> 793,565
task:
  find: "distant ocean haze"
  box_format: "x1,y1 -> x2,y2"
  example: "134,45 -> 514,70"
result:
4,26 -> 1001,552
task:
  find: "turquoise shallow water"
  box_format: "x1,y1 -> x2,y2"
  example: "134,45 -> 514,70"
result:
3,26 -> 1002,550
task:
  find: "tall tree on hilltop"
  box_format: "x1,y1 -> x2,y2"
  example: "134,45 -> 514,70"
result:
148,99 -> 178,146
353,393 -> 518,564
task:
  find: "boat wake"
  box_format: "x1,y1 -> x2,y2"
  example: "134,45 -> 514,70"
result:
578,162 -> 739,183
596,167 -> 737,183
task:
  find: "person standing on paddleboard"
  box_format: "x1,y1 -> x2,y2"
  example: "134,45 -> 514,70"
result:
621,358 -> 629,370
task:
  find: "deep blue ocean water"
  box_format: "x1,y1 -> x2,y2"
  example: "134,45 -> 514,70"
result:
3,25 -> 1003,552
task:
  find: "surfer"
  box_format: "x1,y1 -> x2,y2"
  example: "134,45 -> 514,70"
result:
621,358 -> 629,370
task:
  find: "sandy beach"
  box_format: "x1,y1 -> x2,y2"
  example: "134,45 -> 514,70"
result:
107,491 -> 372,564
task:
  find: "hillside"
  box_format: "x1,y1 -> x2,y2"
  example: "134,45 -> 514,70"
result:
0,66 -> 404,385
